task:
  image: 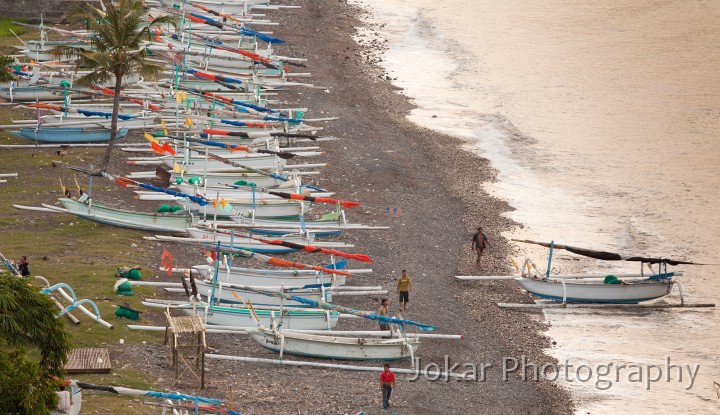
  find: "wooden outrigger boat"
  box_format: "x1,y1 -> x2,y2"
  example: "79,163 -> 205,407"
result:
185,198 -> 304,218
9,126 -> 129,143
169,171 -> 316,189
0,85 -> 69,102
152,0 -> 281,13
250,326 -> 420,361
226,211 -> 389,237
184,227 -> 318,253
39,198 -> 194,233
143,299 -> 341,329
160,153 -> 287,172
192,263 -> 348,287
196,278 -> 330,305
11,113 -> 158,130
457,240 -> 713,306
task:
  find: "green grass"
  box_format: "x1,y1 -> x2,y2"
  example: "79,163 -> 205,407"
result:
0,17 -> 25,39
81,394 -> 157,415
0,18 -> 28,55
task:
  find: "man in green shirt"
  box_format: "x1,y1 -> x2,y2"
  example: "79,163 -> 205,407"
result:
397,270 -> 411,311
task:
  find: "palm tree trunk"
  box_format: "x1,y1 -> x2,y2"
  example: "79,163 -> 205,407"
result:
101,74 -> 124,172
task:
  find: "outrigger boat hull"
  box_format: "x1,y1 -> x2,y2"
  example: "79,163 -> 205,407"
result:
54,198 -> 194,233
194,264 -> 347,287
197,279 -> 331,306
0,85 -> 69,101
515,277 -> 674,304
10,127 -> 129,143
250,328 -> 420,361
181,304 -> 339,330
185,227 -> 310,253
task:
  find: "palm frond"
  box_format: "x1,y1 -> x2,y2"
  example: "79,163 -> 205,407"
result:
0,273 -> 71,376
75,70 -> 112,86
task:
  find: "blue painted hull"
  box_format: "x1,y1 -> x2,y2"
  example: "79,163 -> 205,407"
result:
11,127 -> 129,143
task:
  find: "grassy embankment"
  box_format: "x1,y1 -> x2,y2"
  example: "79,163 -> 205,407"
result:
0,26 -> 166,414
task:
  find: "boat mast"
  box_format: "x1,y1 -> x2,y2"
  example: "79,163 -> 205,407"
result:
545,240 -> 554,279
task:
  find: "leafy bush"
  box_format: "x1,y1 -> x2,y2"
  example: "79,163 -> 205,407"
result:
0,55 -> 14,83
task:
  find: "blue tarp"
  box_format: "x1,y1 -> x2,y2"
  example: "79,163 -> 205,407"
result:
138,183 -> 208,206
239,27 -> 285,44
189,13 -> 224,29
221,119 -> 251,127
324,259 -> 348,269
77,109 -> 135,120
144,391 -> 222,404
263,115 -> 302,123
233,101 -> 272,113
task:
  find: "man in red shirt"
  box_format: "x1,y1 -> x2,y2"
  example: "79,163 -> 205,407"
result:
379,363 -> 396,409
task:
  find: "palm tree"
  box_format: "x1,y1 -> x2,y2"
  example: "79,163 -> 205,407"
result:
57,0 -> 176,172
0,272 -> 71,414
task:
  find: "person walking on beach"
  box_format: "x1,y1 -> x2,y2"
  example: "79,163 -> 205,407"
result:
397,270 -> 411,311
378,298 -> 390,332
472,226 -> 491,269
380,363 -> 396,410
16,256 -> 30,276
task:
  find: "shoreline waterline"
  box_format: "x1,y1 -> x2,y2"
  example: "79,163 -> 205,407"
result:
352,0 -> 720,413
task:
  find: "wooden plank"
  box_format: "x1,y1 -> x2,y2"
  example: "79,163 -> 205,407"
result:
65,348 -> 112,373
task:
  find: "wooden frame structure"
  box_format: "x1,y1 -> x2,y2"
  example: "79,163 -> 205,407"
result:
165,306 -> 207,388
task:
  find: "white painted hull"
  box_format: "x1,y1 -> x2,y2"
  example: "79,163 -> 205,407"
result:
156,0 -> 273,15
0,86 -> 69,102
229,215 -> 365,231
250,328 -> 420,361
28,114 -> 158,129
194,264 -> 347,287
171,172 -> 288,189
182,304 -> 339,330
186,227 -> 311,251
515,277 -> 674,303
56,198 -> 193,232
174,182 -> 285,200
196,279 -> 331,306
186,199 -> 303,218
163,154 -> 286,172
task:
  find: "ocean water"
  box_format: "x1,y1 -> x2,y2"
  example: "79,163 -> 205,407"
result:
350,0 -> 720,413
